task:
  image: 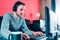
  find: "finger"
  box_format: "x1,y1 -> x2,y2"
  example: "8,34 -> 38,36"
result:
36,32 -> 43,35
40,32 -> 43,35
27,35 -> 30,39
23,36 -> 28,39
22,33 -> 29,39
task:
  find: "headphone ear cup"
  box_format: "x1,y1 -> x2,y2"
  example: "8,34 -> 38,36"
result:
13,6 -> 17,11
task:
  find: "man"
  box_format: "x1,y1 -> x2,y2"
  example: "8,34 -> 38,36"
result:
1,1 -> 43,40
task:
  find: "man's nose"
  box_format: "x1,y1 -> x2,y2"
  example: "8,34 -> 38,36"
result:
22,11 -> 24,13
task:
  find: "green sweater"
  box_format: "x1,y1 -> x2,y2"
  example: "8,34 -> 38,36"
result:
1,12 -> 33,39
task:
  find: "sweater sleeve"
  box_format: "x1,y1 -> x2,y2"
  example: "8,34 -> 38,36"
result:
21,19 -> 33,36
1,14 -> 11,39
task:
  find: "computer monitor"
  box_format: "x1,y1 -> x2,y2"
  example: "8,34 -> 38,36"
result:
45,7 -> 57,37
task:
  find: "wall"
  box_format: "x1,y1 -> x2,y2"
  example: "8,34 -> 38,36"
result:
56,0 -> 60,25
40,0 -> 51,19
0,0 -> 40,21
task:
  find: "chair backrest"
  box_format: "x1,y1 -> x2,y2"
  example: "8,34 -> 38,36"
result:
33,20 -> 41,31
0,16 -> 3,29
25,19 -> 41,31
0,16 -> 3,37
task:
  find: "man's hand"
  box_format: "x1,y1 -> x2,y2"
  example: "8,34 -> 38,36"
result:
32,31 -> 43,36
22,33 -> 30,40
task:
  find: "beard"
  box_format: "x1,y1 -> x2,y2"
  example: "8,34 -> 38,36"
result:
16,13 -> 22,17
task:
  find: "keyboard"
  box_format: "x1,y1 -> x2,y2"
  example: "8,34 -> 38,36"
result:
30,34 -> 46,39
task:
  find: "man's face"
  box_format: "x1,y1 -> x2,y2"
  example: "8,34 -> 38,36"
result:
16,5 -> 25,17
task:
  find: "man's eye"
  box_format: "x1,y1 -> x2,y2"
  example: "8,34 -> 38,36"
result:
20,9 -> 23,11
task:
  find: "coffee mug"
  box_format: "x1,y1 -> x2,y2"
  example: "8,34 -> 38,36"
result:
8,32 -> 22,40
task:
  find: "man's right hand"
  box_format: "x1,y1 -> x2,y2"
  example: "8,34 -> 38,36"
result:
22,33 -> 30,40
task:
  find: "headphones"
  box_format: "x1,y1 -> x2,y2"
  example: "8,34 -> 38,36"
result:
13,1 -> 25,12
13,5 -> 17,11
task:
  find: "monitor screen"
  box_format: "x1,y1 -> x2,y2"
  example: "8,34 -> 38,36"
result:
49,9 -> 57,33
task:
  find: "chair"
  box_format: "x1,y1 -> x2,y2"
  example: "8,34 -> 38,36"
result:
25,19 -> 42,32
0,16 -> 3,37
0,16 -> 3,29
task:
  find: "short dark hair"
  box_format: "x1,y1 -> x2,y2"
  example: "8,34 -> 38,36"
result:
13,1 -> 25,11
